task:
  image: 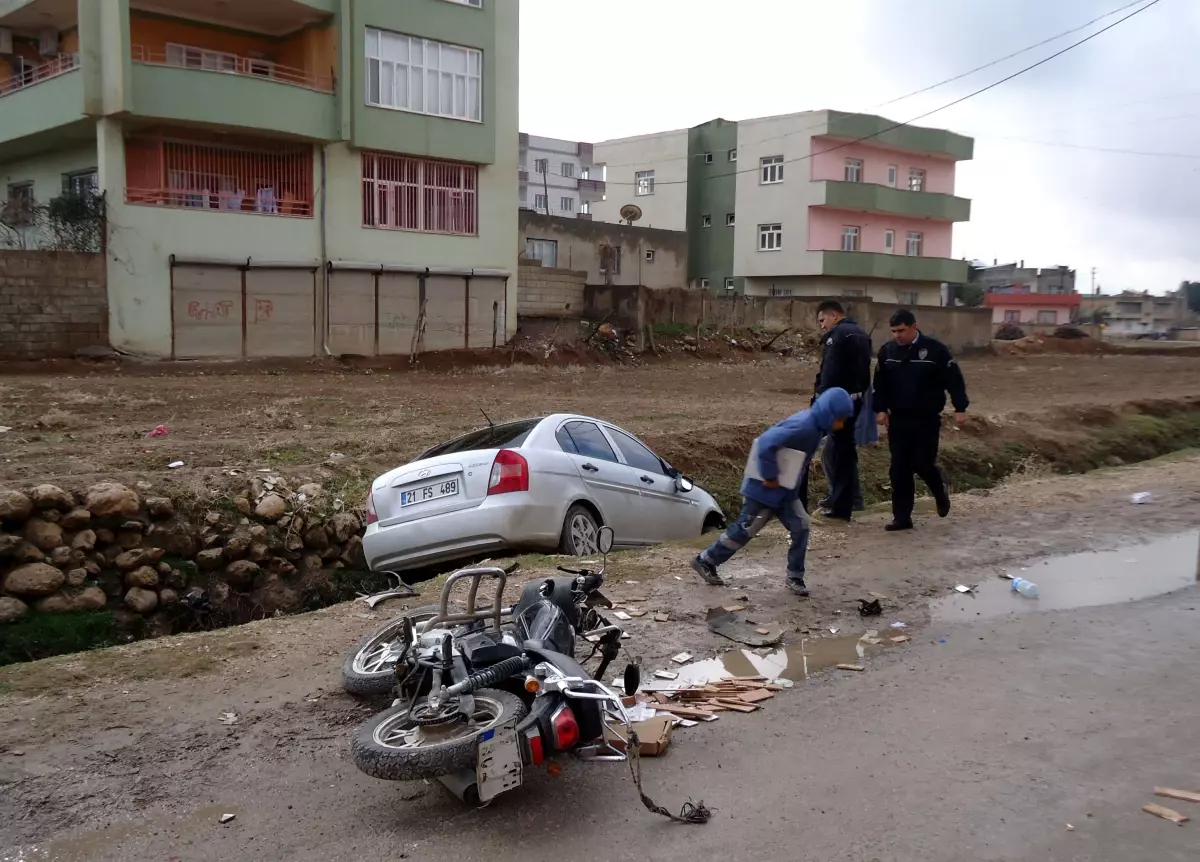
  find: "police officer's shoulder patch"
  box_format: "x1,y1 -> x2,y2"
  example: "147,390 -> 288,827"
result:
919,348 -> 928,360
826,337 -> 833,346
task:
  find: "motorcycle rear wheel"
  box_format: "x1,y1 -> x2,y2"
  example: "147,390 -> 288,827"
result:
351,688 -> 527,781
341,604 -> 457,697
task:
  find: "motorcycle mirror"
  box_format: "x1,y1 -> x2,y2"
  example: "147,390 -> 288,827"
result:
623,662 -> 641,698
597,525 -> 615,556
675,475 -> 695,493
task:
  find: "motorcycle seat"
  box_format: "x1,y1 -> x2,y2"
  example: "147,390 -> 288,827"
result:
467,641 -> 524,668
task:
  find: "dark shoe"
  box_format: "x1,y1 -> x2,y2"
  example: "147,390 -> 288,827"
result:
818,509 -> 852,522
786,578 -> 810,597
690,556 -> 725,586
884,520 -> 914,532
935,495 -> 951,518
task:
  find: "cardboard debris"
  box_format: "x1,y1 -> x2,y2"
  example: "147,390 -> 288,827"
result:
836,663 -> 865,672
614,611 -> 633,621
671,652 -> 693,664
1155,787 -> 1200,804
723,604 -> 746,612
889,635 -> 912,644
1142,803 -> 1189,825
625,609 -> 648,618
653,670 -> 679,680
654,612 -> 670,622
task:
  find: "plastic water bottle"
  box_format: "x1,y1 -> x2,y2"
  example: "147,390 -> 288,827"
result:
1011,577 -> 1039,599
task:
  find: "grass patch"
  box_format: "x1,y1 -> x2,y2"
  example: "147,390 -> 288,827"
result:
0,610 -> 120,667
266,446 -> 320,466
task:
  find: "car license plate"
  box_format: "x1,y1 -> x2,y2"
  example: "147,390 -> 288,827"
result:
476,725 -> 522,802
399,478 -> 459,507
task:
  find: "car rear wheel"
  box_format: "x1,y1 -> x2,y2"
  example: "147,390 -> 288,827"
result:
559,504 -> 601,556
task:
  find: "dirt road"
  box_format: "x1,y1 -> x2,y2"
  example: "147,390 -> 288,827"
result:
2,453 -> 1198,861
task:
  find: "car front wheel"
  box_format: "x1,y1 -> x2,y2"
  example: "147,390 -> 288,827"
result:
559,504 -> 601,555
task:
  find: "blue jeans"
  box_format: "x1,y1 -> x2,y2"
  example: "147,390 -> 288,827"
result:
699,496 -> 811,581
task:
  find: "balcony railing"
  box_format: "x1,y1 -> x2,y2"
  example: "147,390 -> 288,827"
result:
577,178 -> 606,194
0,54 -> 80,98
518,169 -> 529,183
576,212 -> 593,220
130,46 -> 335,93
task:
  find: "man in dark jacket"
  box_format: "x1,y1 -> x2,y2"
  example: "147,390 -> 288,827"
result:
873,309 -> 969,532
691,389 -> 854,595
812,301 -> 872,520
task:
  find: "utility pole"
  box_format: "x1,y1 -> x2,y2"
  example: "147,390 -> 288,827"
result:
1091,267 -> 1098,295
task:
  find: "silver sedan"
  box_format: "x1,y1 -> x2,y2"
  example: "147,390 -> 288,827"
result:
362,414 -> 725,572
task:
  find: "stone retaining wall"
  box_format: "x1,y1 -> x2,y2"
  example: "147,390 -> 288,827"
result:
0,478 -> 367,643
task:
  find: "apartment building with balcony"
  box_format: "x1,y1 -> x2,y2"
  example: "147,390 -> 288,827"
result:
1079,290 -> 1191,336
517,133 -> 604,220
0,0 -> 518,358
593,111 -> 972,304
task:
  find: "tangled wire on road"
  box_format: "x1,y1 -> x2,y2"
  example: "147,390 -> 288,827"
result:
625,730 -> 712,825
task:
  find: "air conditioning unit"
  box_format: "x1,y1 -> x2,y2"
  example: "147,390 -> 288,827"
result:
0,28 -> 13,55
39,28 -> 59,56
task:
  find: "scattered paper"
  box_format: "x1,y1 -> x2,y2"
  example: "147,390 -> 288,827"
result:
829,627 -> 840,634
837,663 -> 865,672
218,711 -> 238,725
614,611 -> 632,621
0,426 -> 11,434
220,813 -> 236,824
890,621 -> 907,630
654,612 -> 670,623
654,670 -> 679,680
167,461 -> 185,469
624,703 -> 657,723
671,652 -> 693,664
1131,492 -> 1152,505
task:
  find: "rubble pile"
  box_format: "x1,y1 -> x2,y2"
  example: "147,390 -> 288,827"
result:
0,480 -> 367,638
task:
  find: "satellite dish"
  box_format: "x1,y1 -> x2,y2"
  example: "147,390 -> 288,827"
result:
619,204 -> 643,225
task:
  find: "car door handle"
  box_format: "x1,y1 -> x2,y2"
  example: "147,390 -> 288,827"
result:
582,463 -> 599,472
640,475 -> 654,484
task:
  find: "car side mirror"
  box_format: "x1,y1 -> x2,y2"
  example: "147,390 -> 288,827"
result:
597,525 -> 614,555
675,475 -> 695,493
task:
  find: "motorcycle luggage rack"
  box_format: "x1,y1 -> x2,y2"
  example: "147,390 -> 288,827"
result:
419,565 -> 512,635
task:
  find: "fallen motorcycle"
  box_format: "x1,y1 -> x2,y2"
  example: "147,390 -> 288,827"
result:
349,526 -> 641,805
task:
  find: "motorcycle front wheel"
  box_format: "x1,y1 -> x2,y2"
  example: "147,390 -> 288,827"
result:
351,688 -> 527,781
341,604 -> 457,697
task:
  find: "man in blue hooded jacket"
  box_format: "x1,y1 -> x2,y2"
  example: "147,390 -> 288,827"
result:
691,388 -> 855,595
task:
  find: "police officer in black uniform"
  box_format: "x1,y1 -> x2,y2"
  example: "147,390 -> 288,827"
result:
812,300 -> 872,520
872,309 -> 969,532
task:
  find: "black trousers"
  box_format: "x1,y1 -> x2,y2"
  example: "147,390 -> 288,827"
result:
888,413 -> 947,523
824,400 -> 863,517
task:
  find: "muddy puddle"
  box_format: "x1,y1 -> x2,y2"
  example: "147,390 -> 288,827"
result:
932,530 -> 1200,624
664,634 -> 891,686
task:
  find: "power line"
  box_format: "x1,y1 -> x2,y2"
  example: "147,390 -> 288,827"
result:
975,136 -> 1200,160
601,0 -> 1165,187
596,0 -> 1155,173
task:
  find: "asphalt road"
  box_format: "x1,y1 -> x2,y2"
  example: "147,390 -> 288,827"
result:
19,579 -> 1200,862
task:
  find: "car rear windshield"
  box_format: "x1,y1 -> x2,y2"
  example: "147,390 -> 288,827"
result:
419,419 -> 541,458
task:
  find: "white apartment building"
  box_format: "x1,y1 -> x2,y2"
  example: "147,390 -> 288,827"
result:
519,134 -> 605,220
591,111 -> 974,303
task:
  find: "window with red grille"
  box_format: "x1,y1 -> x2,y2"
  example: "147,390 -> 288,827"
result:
362,152 -> 477,236
125,131 -> 314,217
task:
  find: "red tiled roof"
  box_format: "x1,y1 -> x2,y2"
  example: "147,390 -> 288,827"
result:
984,292 -> 1081,308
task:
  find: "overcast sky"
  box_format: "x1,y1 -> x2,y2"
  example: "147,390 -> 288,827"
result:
519,0 -> 1199,294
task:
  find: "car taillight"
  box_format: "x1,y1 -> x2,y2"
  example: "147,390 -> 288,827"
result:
549,703 -> 579,751
487,449 -> 529,495
365,491 -> 378,525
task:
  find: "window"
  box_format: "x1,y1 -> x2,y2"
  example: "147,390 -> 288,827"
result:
844,158 -> 863,183
560,196 -> 575,212
534,158 -> 548,174
601,245 -> 622,275
561,162 -> 574,178
771,287 -> 794,297
533,193 -> 548,211
635,170 -> 655,196
884,229 -> 895,254
908,168 -> 926,192
525,238 -> 557,268
580,167 -> 590,180
556,421 -> 619,463
725,213 -> 735,226
421,419 -> 537,458
1004,310 -> 1020,323
899,291 -> 920,306
166,43 -> 236,72
580,201 -> 591,214
758,223 -> 782,251
645,249 -> 656,262
1037,310 -> 1057,325
841,225 -> 860,252
728,149 -> 737,162
905,231 -> 923,256
361,152 -> 478,234
887,165 -> 898,187
701,214 -> 712,228
609,428 -> 666,476
700,278 -> 710,289
124,132 -> 314,216
3,182 -> 35,226
365,28 -> 482,122
760,155 -> 784,184
63,169 -> 98,197
724,277 -> 735,290
704,152 -> 713,164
